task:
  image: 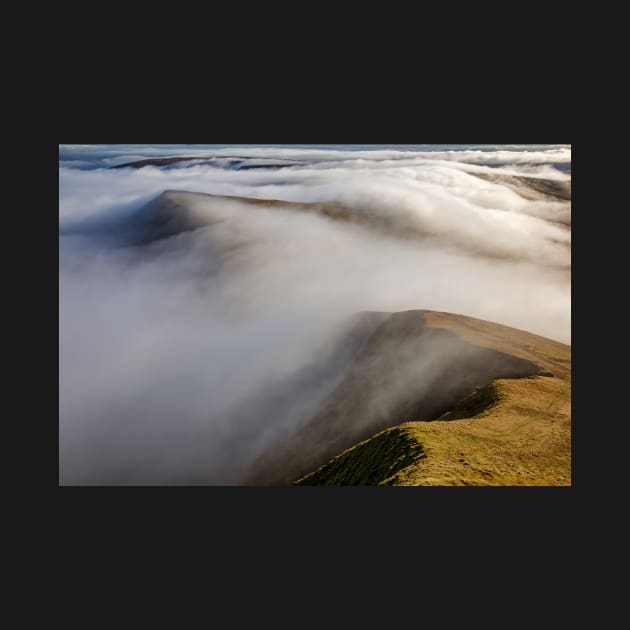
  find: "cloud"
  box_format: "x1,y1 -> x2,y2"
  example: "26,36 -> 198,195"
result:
59,146 -> 571,484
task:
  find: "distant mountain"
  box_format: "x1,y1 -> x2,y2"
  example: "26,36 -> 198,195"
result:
468,171 -> 571,202
61,186 -> 570,268
111,157 -> 211,168
110,156 -> 302,170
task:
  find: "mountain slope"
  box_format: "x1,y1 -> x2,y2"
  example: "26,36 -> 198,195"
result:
60,189 -> 570,275
468,171 -> 571,202
110,156 -> 302,170
246,309 -> 570,486
296,375 -> 570,486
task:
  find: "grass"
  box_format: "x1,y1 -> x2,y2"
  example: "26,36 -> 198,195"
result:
293,311 -> 571,487
437,382 -> 500,420
295,375 -> 570,486
295,427 -> 426,486
398,376 -> 570,485
423,311 -> 571,382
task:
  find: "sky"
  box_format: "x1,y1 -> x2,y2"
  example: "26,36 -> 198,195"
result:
59,144 -> 571,484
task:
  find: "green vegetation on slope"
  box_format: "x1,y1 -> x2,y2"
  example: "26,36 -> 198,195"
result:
248,309 -> 571,487
295,427 -> 426,486
295,375 -> 570,486
249,310 -> 545,485
438,382 -> 500,421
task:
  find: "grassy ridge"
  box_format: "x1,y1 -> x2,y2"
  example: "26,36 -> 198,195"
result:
295,375 -> 570,486
398,376 -> 571,485
295,427 -> 426,486
424,311 -> 571,382
250,310 -> 546,486
437,382 -> 500,421
252,309 -> 571,487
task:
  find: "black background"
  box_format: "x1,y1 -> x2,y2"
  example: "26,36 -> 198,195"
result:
30,27 -> 594,613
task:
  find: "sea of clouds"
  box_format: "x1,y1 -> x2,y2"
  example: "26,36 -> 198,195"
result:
59,145 -> 571,484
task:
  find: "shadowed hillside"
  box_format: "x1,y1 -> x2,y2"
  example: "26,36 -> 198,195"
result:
468,171 -> 571,203
296,375 -> 570,486
112,157 -> 213,169
60,189 -> 570,268
297,427 -> 427,486
292,311 -> 571,487
110,156 -> 303,170
246,310 -> 561,486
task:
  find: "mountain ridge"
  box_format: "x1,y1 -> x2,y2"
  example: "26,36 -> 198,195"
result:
246,309 -> 570,486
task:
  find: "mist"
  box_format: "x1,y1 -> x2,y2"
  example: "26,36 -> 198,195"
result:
59,145 -> 570,484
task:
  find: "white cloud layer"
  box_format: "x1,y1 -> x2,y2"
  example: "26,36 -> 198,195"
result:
59,146 -> 571,484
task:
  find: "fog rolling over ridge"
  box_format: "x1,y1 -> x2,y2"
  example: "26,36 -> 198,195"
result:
59,145 -> 571,484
